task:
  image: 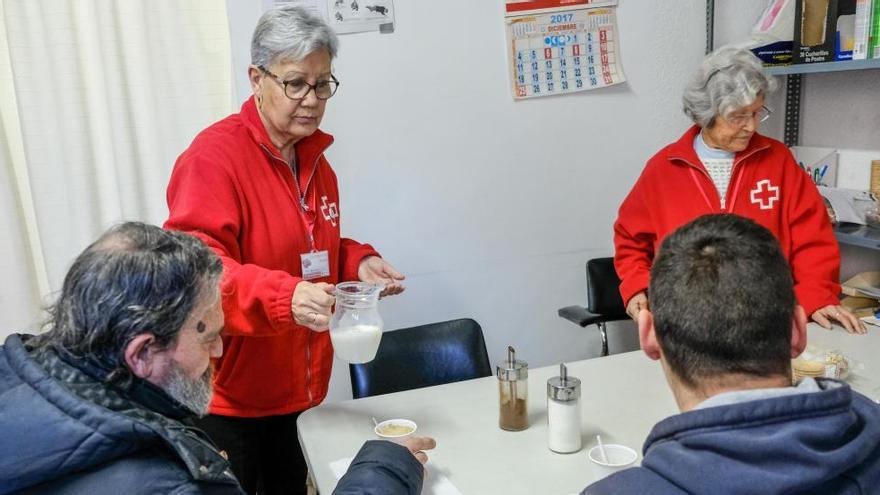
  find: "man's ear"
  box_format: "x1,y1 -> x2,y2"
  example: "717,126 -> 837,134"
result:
638,309 -> 661,361
124,333 -> 159,379
790,305 -> 808,358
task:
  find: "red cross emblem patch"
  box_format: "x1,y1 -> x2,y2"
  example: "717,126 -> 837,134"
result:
749,179 -> 779,210
320,195 -> 339,227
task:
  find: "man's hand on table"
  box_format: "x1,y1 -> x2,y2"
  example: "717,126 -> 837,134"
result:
403,436 -> 436,474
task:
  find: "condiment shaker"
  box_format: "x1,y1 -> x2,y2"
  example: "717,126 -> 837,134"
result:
496,346 -> 528,431
547,363 -> 581,453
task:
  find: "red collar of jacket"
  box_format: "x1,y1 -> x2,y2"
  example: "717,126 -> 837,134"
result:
666,124 -> 772,169
239,95 -> 334,168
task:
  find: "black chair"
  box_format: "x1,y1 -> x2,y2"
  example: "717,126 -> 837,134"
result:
349,318 -> 492,399
558,257 -> 629,357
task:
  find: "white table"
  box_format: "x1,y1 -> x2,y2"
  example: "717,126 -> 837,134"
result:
298,323 -> 879,494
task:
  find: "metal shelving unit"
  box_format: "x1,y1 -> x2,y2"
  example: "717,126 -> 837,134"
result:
765,58 -> 880,76
835,224 -> 880,251
706,0 -> 880,251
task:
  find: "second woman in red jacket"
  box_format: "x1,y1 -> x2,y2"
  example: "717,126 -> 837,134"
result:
613,47 -> 864,334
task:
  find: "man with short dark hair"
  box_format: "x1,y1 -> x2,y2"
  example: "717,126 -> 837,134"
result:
585,214 -> 880,493
0,222 -> 244,494
328,214 -> 880,493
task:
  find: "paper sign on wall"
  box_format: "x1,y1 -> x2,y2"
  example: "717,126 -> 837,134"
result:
265,0 -> 394,34
505,0 -> 625,99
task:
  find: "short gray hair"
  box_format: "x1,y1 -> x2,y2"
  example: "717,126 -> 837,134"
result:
31,222 -> 223,380
682,47 -> 777,128
251,5 -> 339,68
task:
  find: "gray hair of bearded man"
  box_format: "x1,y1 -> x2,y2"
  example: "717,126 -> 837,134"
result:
30,222 -> 223,385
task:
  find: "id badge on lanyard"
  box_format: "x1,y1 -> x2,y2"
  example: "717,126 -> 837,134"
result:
301,247 -> 330,280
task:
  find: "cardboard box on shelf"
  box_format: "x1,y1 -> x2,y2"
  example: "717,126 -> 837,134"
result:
841,295 -> 879,315
792,146 -> 838,187
871,160 -> 880,197
835,150 -> 880,191
842,271 -> 880,299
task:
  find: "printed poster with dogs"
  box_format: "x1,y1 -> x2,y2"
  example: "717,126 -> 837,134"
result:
267,0 -> 395,34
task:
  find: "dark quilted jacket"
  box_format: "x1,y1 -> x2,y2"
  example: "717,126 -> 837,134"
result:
0,334 -> 244,494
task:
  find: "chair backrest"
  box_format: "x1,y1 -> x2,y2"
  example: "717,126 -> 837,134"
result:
587,257 -> 628,319
349,318 -> 492,399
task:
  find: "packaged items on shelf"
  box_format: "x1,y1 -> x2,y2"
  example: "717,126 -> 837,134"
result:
835,0 -> 857,60
852,0 -> 874,59
870,0 -> 880,57
745,0 -> 796,66
795,0 -> 840,63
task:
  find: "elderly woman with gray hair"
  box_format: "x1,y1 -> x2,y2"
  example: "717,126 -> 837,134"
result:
165,6 -> 405,493
614,47 -> 864,335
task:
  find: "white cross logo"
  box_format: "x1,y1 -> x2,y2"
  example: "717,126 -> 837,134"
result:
749,179 -> 779,210
320,195 -> 339,227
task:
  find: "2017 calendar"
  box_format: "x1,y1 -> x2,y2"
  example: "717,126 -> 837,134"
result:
505,1 -> 625,99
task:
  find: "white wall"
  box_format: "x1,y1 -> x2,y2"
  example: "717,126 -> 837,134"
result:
228,1 -> 880,403
227,0 -> 707,402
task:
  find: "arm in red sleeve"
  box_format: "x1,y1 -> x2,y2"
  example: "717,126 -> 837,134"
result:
164,152 -> 299,337
784,155 -> 841,316
614,175 -> 656,306
339,238 -> 380,282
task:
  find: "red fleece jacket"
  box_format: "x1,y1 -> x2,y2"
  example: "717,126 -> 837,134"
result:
165,96 -> 378,417
614,126 -> 840,317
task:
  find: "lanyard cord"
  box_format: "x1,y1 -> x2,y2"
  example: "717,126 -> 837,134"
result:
289,150 -> 320,252
290,152 -> 309,212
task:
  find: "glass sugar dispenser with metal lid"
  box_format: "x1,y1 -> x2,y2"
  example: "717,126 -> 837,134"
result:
547,363 -> 582,453
496,346 -> 529,431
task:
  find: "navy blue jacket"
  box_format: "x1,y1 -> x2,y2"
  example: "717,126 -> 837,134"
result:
584,379 -> 880,494
0,335 -> 243,494
334,440 -> 424,494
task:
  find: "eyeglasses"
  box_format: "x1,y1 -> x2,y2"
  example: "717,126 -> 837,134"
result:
258,66 -> 340,100
726,106 -> 772,127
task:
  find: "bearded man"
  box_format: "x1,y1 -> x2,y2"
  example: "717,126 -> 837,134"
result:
0,222 -> 245,494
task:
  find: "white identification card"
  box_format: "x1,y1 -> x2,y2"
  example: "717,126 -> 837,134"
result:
300,251 -> 330,280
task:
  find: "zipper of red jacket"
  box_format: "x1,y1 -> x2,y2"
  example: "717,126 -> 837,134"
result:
259,144 -> 320,215
259,143 -> 331,406
673,143 -> 769,212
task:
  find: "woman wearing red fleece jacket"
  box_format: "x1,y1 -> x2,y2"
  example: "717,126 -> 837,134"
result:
165,7 -> 404,494
614,47 -> 864,334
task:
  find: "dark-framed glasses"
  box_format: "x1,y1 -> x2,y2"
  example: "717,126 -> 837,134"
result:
258,66 -> 340,100
727,105 -> 772,127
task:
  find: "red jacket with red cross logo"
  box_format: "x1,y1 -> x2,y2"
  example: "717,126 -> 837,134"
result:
165,96 -> 379,417
614,125 -> 840,317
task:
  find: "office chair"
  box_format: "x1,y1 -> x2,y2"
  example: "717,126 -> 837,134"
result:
558,257 -> 629,356
349,318 -> 492,399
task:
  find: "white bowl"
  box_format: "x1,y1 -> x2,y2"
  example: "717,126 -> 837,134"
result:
587,444 -> 638,481
374,418 -> 417,444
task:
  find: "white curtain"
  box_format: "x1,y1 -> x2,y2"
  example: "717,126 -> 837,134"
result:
0,0 -> 234,336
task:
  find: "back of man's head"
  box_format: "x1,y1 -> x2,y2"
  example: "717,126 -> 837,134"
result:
32,222 -> 222,379
649,214 -> 795,387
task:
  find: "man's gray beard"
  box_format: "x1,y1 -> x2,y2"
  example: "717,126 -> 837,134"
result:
163,363 -> 213,417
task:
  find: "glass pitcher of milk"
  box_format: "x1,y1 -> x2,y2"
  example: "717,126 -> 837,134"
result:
329,282 -> 383,363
